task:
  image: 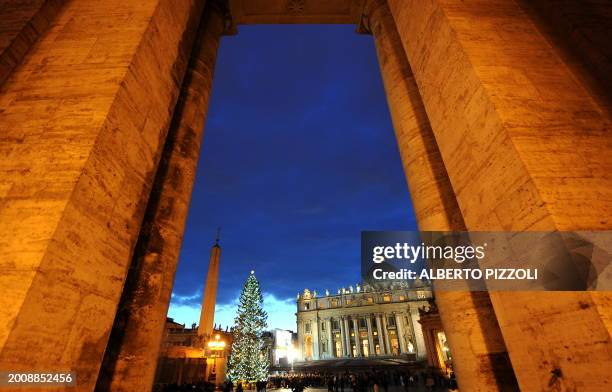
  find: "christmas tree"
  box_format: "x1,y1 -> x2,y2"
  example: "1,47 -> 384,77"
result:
226,271 -> 269,383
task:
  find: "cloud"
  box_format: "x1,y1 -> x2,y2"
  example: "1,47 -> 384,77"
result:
170,288 -> 203,307
167,292 -> 297,332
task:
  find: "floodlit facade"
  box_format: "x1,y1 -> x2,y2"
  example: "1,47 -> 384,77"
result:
296,283 -> 433,362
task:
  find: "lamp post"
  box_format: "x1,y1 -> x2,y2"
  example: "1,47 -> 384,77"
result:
207,334 -> 227,382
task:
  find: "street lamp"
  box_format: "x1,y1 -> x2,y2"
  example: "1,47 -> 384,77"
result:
207,334 -> 227,379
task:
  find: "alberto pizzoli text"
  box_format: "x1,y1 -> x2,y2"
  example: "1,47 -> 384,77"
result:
372,268 -> 538,281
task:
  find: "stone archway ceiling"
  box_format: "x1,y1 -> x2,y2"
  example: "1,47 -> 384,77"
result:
229,0 -> 365,25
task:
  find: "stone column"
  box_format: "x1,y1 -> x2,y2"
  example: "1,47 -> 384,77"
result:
352,318 -> 362,357
422,329 -> 439,368
343,317 -> 352,357
381,314 -> 392,355
339,317 -> 348,357
375,314 -> 385,355
361,1 -> 517,390
312,316 -> 320,360
365,316 -> 375,357
387,0 -> 612,390
95,3 -> 228,391
394,313 -> 407,353
0,0 -> 66,86
297,320 -> 305,361
408,307 -> 426,360
326,319 -> 333,359
0,1 -> 209,391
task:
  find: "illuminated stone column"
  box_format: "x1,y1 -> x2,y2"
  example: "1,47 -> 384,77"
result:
326,319 -> 333,359
312,316 -> 320,360
339,317 -> 348,357
387,0 -> 612,389
408,307 -> 426,360
375,314 -> 385,355
0,1 -> 208,390
394,313 -> 407,353
352,318 -> 362,356
365,316 -> 375,357
297,320 -> 305,361
343,317 -> 352,357
95,2 -> 229,390
381,314 -> 392,354
0,0 -> 66,86
361,0 -> 517,390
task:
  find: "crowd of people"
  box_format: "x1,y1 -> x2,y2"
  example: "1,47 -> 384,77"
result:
157,380 -> 216,392
157,368 -> 457,392
267,369 -> 457,392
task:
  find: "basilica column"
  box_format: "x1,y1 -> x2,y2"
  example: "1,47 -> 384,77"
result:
365,316 -> 375,357
394,312 -> 407,353
381,314 -> 392,355
297,320 -> 305,361
326,319 -> 333,358
352,318 -> 362,357
343,317 -> 352,357
312,316 -> 320,360
375,314 -> 385,355
386,0 -> 612,390
408,307 -> 426,359
339,316 -> 348,357
360,1 -> 516,390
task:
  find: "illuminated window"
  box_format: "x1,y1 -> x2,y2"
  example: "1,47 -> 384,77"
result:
417,291 -> 426,299
331,299 -> 339,307
335,340 -> 342,357
399,295 -> 406,301
367,296 -> 374,304
383,294 -> 391,302
346,298 -> 352,305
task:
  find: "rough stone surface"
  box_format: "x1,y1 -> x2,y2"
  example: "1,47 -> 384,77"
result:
0,0 -> 66,86
93,2 -> 225,392
516,0 -> 612,114
364,1 -> 517,390
388,0 -> 612,390
0,0 -> 205,390
229,0 -> 365,25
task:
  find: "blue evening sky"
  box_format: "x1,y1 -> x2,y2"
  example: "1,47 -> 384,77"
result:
167,25 -> 417,331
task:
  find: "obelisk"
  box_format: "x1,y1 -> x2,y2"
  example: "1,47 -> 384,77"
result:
198,228 -> 221,338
